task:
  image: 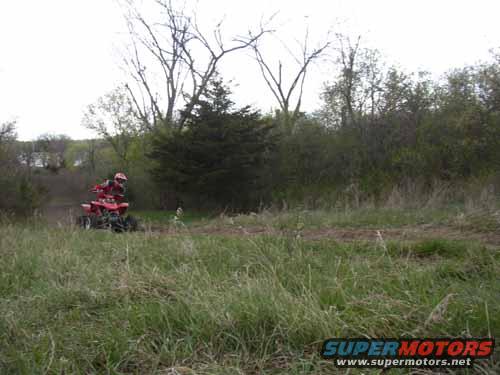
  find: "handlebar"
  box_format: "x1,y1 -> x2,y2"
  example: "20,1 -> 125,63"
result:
90,184 -> 124,201
90,188 -> 124,201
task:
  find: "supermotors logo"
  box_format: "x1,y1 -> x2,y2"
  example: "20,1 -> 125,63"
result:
321,338 -> 495,368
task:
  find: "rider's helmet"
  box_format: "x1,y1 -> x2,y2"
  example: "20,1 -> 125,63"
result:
114,172 -> 128,187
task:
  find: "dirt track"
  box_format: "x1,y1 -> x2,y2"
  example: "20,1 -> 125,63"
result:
151,223 -> 500,248
42,204 -> 500,248
41,202 -> 80,225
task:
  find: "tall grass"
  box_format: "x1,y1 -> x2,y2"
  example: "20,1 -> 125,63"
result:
0,223 -> 498,374
273,177 -> 500,213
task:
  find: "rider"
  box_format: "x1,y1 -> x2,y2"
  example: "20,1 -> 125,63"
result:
95,172 -> 128,200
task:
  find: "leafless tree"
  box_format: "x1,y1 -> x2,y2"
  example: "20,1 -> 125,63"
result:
320,35 -> 386,130
252,27 -> 330,132
120,0 -> 269,130
336,35 -> 360,127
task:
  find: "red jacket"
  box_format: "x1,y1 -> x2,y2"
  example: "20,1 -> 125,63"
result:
95,180 -> 125,200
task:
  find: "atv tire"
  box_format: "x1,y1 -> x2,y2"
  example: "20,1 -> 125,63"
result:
78,215 -> 97,230
125,215 -> 139,232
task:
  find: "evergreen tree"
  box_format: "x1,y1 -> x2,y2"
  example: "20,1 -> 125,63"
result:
149,75 -> 275,209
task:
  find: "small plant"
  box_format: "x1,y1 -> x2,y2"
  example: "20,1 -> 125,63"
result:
170,206 -> 186,229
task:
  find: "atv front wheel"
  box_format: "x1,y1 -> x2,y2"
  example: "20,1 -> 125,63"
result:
78,215 -> 97,230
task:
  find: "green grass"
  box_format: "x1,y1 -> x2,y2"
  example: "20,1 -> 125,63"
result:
213,207 -> 460,231
130,210 -> 210,227
0,220 -> 498,374
130,205 -> 500,235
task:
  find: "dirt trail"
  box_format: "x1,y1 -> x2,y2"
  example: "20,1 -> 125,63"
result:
154,224 -> 500,247
41,202 -> 80,225
302,226 -> 500,245
41,201 -> 500,247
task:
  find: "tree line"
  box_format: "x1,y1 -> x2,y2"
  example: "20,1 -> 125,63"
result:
1,1 -> 499,213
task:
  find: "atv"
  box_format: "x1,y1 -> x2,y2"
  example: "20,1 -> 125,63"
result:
78,185 -> 138,232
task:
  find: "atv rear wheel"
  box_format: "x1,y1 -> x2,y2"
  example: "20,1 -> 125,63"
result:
125,215 -> 139,232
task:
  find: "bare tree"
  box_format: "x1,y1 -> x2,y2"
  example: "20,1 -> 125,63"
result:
252,27 -> 330,132
120,0 -> 269,130
320,35 -> 386,130
336,35 -> 360,128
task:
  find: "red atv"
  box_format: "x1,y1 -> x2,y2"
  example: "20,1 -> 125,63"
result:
78,185 -> 138,232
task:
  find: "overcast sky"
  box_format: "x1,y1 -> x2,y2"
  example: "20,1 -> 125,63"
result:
1,0 -> 499,140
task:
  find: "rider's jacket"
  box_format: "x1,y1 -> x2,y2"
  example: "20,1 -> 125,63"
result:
97,180 -> 125,200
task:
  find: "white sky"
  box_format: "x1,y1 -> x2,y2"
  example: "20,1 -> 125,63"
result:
0,0 -> 499,140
